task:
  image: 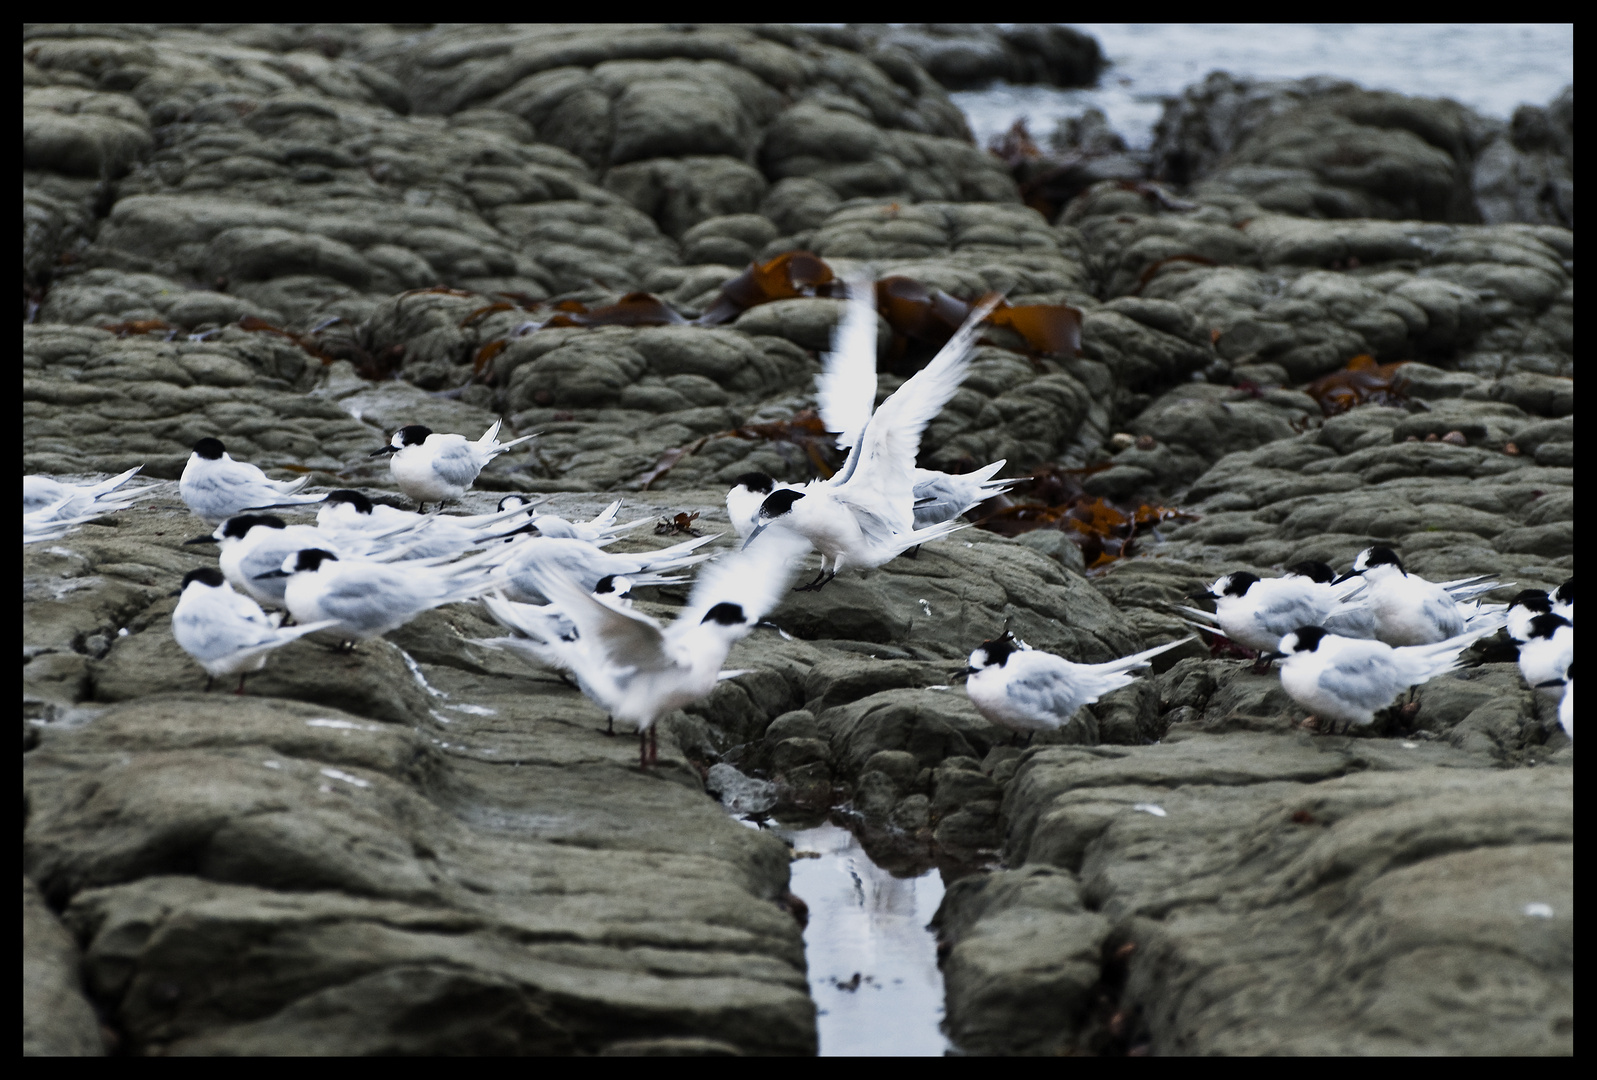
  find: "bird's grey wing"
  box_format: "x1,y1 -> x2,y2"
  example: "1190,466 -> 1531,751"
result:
1005,665 -> 1086,722
1256,593 -> 1331,640
1318,650 -> 1409,714
312,569 -> 421,632
428,441 -> 484,488
516,560 -> 670,673
1418,591 -> 1464,637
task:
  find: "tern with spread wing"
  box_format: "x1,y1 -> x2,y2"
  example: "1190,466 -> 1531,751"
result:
504,529 -> 810,766
744,286 -> 1002,589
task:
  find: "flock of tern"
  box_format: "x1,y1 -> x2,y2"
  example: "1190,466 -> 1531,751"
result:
24,281 -> 1574,763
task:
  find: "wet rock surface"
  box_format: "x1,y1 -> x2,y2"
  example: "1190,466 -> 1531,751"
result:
22,23 -> 1572,1056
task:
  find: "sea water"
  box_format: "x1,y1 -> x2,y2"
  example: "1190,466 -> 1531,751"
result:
953,23 -> 1574,149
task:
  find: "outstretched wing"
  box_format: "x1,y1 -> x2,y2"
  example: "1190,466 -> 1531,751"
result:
512,559 -> 671,674
834,294 -> 1001,532
814,274 -> 879,452
676,529 -> 811,632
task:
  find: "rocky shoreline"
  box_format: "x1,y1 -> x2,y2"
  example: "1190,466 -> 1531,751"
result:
24,24 -> 1571,1055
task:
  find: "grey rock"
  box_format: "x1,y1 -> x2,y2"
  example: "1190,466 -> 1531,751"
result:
24,876 -> 105,1056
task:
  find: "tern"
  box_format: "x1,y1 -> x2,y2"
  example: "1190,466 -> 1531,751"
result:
744,289 -> 1002,589
1269,624 -> 1495,733
180,438 -> 322,524
169,567 -> 337,692
497,534 -> 718,605
24,466 -> 146,519
371,421 -> 536,510
1517,612 -> 1572,695
1551,578 -> 1573,623
964,630 -> 1193,740
1180,562 -> 1371,658
503,529 -> 810,766
1333,547 -> 1507,646
312,489 -> 538,559
260,548 -> 501,646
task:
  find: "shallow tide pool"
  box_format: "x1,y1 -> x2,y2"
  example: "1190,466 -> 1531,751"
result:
779,822 -> 951,1057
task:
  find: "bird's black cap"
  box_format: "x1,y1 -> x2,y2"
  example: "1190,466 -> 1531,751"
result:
759,488 -> 806,519
1221,571 -> 1260,597
324,489 -> 374,514
192,437 -> 226,460
291,549 -> 339,572
702,601 -> 746,626
1509,588 -> 1552,612
977,631 -> 1019,668
734,472 -> 776,495
1527,612 -> 1572,640
1361,546 -> 1404,572
397,425 -> 433,447
220,514 -> 286,539
1286,561 -> 1335,584
180,566 -> 227,590
1554,578 -> 1573,606
594,574 -> 622,595
1287,626 -> 1328,652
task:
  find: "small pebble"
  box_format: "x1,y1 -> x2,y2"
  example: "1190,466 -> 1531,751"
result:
1405,435 -> 1420,442
1135,434 -> 1157,451
1109,432 -> 1135,451
1424,433 -> 1440,442
1504,442 -> 1521,455
1441,430 -> 1467,446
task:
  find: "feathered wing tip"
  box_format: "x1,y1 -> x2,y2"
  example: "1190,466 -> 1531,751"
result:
898,515 -> 971,553
492,432 -> 539,454
589,500 -> 623,528
1099,635 -> 1197,674
1407,624 -> 1501,675
476,419 -> 504,447
815,272 -> 880,452
637,532 -> 722,567
89,465 -> 145,496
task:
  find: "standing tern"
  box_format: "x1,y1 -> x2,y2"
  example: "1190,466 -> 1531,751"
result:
169,567 -> 337,692
504,528 -> 811,766
1551,578 -> 1573,622
181,438 -> 322,524
24,466 -> 146,518
371,421 -> 536,510
1270,624 -> 1496,733
1180,563 -> 1371,659
1505,588 -> 1553,643
1333,547 -> 1507,646
744,289 -> 1003,589
964,630 -> 1193,740
260,548 -> 502,646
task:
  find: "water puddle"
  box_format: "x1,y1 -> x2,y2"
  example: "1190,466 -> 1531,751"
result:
777,822 -> 951,1056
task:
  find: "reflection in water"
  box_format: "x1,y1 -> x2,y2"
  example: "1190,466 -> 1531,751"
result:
779,822 -> 950,1057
